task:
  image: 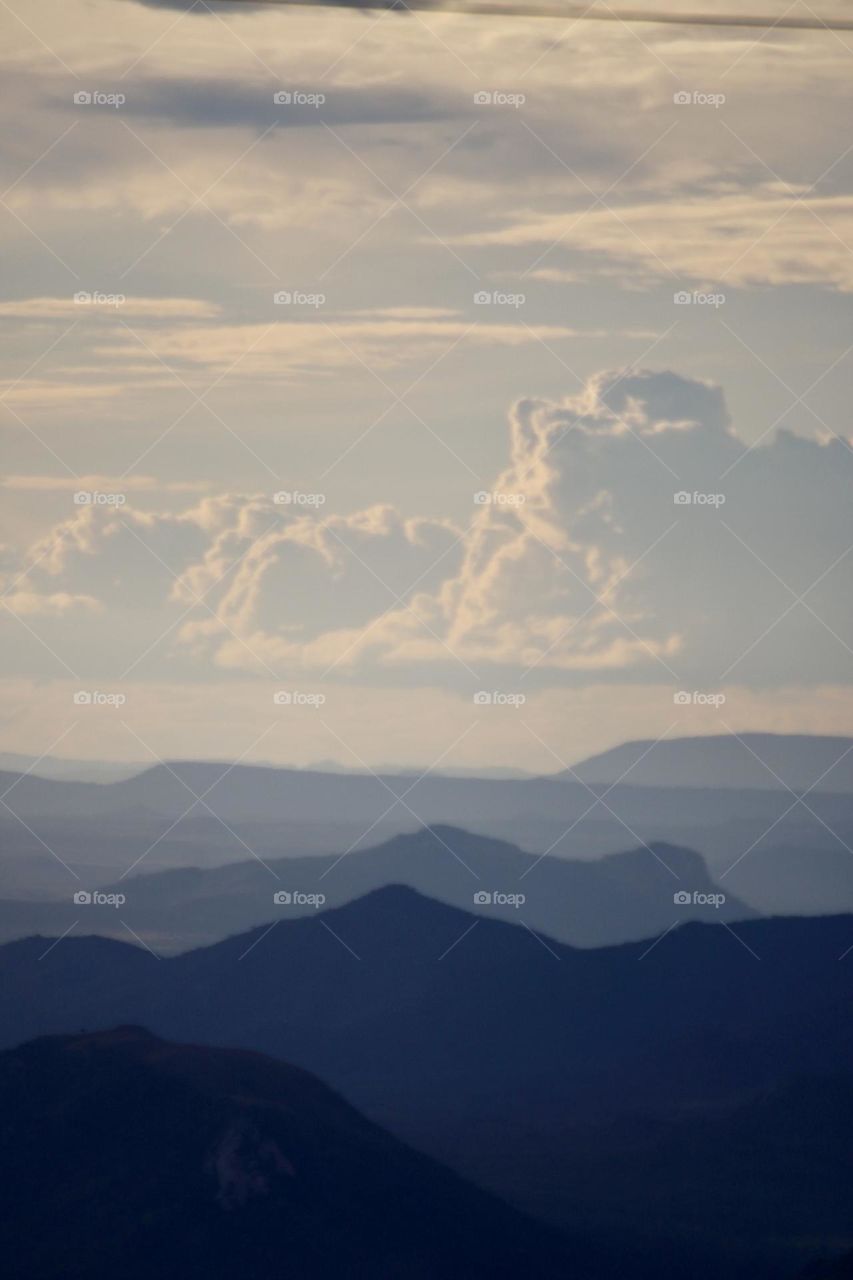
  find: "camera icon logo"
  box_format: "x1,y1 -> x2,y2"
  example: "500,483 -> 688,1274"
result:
673,290 -> 692,305
673,491 -> 692,505
73,691 -> 93,705
473,91 -> 492,105
74,91 -> 93,105
473,491 -> 491,505
273,91 -> 292,105
673,91 -> 691,105
73,491 -> 92,505
474,290 -> 492,304
273,290 -> 292,304
273,691 -> 293,705
473,691 -> 492,705
673,690 -> 691,705
73,890 -> 92,905
273,890 -> 292,905
673,890 -> 692,905
473,890 -> 492,905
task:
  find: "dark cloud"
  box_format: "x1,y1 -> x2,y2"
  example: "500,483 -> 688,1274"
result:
130,0 -> 853,33
67,76 -> 457,131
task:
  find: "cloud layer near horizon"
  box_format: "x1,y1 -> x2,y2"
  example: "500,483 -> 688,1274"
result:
7,368 -> 852,689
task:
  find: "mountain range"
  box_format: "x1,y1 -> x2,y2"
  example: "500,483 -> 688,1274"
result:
4,886 -> 853,1276
0,825 -> 753,952
569,733 -> 853,792
4,732 -> 853,924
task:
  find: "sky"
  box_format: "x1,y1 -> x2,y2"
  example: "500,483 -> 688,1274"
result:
0,0 -> 852,772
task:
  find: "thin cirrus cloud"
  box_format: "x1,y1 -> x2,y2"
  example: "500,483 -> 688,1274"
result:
0,298 -> 223,320
460,192 -> 853,292
10,369 -> 853,688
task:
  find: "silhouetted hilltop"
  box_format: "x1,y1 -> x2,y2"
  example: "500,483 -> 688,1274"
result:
0,1026 -> 592,1279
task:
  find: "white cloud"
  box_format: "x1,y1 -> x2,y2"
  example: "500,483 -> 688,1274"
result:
463,191 -> 853,291
0,297 -> 222,319
8,370 -> 853,688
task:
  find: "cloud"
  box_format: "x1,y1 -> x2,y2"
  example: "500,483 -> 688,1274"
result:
464,191 -> 853,291
0,297 -> 222,320
0,590 -> 102,617
125,0 -> 853,32
11,495 -> 463,674
2,475 -> 208,493
8,369 -> 853,689
112,76 -> 456,130
387,368 -> 853,683
106,314 -> 601,379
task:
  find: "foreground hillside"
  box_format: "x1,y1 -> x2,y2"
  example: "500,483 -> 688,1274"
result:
0,1027 -> 593,1280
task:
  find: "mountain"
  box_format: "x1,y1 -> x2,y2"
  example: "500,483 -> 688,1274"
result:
3,888 -> 853,1278
569,733 -> 853,793
800,1253 -> 853,1278
2,888 -> 851,1115
0,1027 -> 594,1280
0,825 -> 753,952
0,752 -> 145,784
6,749 -> 853,901
721,841 -> 853,917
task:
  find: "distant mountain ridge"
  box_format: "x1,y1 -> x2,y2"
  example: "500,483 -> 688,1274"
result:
0,825 -> 753,952
5,750 -> 853,873
568,733 -> 853,793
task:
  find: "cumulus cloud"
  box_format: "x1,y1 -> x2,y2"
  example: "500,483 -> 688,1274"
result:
393,368 -> 853,684
8,369 -> 852,688
13,494 -> 463,675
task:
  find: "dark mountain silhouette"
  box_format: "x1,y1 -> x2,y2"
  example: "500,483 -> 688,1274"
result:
799,1252 -> 853,1278
0,825 -> 753,952
3,891 -> 853,1275
569,733 -> 853,793
437,1073 -> 853,1278
2,888 -> 852,1115
0,1026 -> 594,1280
